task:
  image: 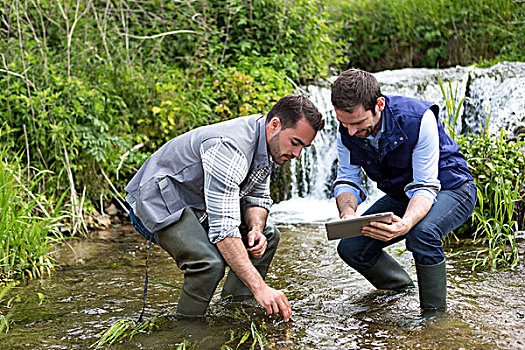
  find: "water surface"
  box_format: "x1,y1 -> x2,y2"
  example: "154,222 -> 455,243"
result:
1,224 -> 524,349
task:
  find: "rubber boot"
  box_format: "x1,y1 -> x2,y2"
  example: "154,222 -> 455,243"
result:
361,251 -> 415,290
416,260 -> 447,310
221,222 -> 280,301
156,208 -> 226,318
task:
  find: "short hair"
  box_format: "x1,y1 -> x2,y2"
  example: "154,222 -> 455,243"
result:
331,68 -> 382,113
266,94 -> 324,131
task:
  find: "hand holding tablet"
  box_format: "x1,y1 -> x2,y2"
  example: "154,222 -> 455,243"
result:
325,212 -> 394,240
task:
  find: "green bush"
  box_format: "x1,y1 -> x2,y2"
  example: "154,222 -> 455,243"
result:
333,0 -> 523,71
0,0 -> 333,228
197,0 -> 340,81
0,61 -> 136,212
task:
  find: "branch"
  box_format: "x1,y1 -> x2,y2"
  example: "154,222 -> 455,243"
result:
117,29 -> 200,40
21,1 -> 48,73
99,166 -> 128,212
3,0 -> 14,124
15,0 -> 38,134
119,0 -> 132,76
68,0 -> 93,55
90,1 -> 112,65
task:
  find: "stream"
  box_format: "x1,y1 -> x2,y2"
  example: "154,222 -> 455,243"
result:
1,222 -> 524,349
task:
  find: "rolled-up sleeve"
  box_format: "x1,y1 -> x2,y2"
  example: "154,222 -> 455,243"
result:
240,173 -> 272,211
404,109 -> 441,203
334,133 -> 367,204
201,138 -> 249,244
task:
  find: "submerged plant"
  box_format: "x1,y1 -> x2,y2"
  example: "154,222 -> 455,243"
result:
221,321 -> 267,350
90,317 -> 155,349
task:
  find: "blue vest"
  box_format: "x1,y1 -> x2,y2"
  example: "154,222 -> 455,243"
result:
339,95 -> 473,203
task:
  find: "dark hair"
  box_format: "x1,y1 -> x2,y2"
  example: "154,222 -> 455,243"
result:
331,68 -> 382,113
266,94 -> 324,131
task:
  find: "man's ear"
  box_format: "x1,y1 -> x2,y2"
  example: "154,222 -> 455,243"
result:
376,96 -> 386,112
270,117 -> 281,129
266,116 -> 282,140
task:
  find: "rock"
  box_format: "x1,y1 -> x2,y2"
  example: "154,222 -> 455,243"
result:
105,203 -> 119,216
96,214 -> 111,228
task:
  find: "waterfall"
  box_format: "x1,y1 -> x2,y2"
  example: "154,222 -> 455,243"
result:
269,62 -> 525,224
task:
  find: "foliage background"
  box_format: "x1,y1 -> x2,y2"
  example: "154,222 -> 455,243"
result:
0,0 -> 524,280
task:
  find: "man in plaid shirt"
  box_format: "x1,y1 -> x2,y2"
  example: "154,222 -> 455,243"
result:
125,95 -> 324,320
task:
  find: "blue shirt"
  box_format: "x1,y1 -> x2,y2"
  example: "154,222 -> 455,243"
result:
335,109 -> 441,204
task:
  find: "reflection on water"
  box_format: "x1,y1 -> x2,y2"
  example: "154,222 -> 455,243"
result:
1,224 -> 524,349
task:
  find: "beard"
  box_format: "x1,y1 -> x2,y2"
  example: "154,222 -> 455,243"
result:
355,126 -> 374,138
268,132 -> 292,165
356,110 -> 381,138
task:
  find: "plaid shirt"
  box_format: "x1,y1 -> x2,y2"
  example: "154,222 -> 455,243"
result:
200,137 -> 274,244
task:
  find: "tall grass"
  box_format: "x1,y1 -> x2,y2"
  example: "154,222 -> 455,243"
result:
456,127 -> 524,269
439,78 -> 525,269
0,148 -> 67,281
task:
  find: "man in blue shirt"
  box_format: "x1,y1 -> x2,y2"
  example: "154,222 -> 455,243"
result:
331,68 -> 477,311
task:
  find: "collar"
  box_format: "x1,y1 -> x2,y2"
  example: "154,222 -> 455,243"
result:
366,115 -> 384,142
252,114 -> 272,171
378,96 -> 408,156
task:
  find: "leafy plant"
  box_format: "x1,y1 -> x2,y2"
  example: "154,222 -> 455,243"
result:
439,78 -> 524,269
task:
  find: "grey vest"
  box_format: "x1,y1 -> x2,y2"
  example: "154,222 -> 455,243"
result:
125,114 -> 270,233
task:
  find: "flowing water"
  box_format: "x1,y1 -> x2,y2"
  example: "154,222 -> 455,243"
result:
1,224 -> 524,349
2,63 -> 524,349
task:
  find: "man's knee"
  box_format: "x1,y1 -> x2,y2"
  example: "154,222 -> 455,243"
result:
264,221 -> 280,249
337,238 -> 359,267
406,220 -> 443,250
406,221 -> 445,265
184,253 -> 226,277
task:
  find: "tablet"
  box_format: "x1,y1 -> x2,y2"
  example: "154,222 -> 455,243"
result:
325,212 -> 393,240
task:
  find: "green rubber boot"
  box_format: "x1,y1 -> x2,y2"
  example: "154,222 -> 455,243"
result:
416,260 -> 447,310
156,208 -> 226,318
361,251 -> 415,290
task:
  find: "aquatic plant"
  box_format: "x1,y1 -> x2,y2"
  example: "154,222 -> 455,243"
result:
438,78 -> 524,269
438,74 -> 469,139
455,127 -> 524,269
221,321 -> 267,350
90,318 -> 155,349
